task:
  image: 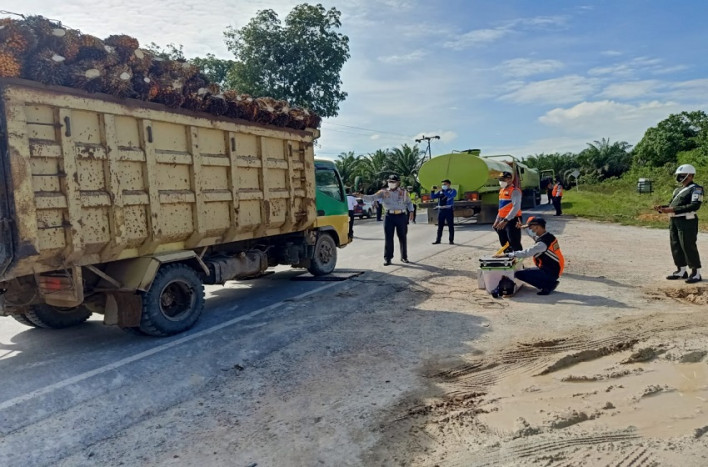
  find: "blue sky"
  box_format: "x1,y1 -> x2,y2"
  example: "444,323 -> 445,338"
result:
12,1 -> 708,160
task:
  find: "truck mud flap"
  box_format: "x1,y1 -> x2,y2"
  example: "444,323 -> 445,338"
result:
291,270 -> 364,281
0,94 -> 15,277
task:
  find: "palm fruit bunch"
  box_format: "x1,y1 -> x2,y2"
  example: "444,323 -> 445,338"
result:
23,48 -> 67,85
131,72 -> 159,100
0,13 -> 323,129
104,34 -> 139,62
0,18 -> 38,55
103,64 -> 134,98
66,60 -> 105,92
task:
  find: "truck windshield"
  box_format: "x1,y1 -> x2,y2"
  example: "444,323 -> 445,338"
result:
315,168 -> 344,202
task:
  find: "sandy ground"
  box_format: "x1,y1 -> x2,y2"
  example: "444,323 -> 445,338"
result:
59,216 -> 708,466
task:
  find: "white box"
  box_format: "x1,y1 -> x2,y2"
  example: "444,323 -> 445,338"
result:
477,256 -> 524,295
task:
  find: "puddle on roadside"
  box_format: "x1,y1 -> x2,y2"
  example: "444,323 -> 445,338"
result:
478,349 -> 708,439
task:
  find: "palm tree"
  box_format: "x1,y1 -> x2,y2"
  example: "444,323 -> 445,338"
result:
387,144 -> 425,189
358,149 -> 391,193
578,138 -> 632,179
334,151 -> 361,188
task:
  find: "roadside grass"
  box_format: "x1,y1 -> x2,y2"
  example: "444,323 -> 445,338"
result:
562,168 -> 708,232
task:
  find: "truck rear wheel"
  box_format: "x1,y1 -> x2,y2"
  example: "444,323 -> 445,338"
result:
12,313 -> 39,328
139,264 -> 205,337
24,304 -> 92,329
307,234 -> 337,276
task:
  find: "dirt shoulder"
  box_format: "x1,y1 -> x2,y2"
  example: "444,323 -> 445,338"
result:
60,216 -> 708,466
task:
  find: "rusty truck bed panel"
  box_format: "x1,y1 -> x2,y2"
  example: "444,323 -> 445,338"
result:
0,79 -> 318,280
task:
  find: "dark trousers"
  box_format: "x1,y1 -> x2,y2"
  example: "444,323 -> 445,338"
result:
384,213 -> 408,260
376,204 -> 383,221
348,210 -> 354,239
411,205 -> 417,223
670,217 -> 701,269
552,196 -> 562,215
436,208 -> 454,242
497,218 -> 522,252
515,267 -> 558,292
547,189 -> 553,205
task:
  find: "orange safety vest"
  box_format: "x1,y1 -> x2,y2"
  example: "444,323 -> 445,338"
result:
498,186 -> 522,219
552,183 -> 563,197
533,233 -> 565,277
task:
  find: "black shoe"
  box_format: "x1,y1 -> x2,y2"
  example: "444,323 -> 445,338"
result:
384,259 -> 392,266
432,240 -> 441,244
537,289 -> 551,295
401,258 -> 410,263
551,281 -> 559,291
449,241 -> 455,245
667,270 -> 688,280
686,270 -> 702,284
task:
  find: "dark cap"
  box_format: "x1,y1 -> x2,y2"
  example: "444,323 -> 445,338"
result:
499,171 -> 513,179
441,179 -> 451,184
527,216 -> 546,228
388,174 -> 400,181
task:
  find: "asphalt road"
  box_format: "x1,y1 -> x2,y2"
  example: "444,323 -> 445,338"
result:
0,206 -> 551,465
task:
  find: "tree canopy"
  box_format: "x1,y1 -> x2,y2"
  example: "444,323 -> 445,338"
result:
335,145 -> 426,194
224,3 -> 350,117
632,111 -> 708,167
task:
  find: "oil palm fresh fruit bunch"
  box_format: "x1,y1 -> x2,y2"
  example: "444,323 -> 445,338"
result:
104,64 -> 134,98
66,60 -> 104,92
270,100 -> 291,127
23,15 -> 58,43
128,48 -> 153,74
0,49 -> 22,78
55,28 -> 81,62
305,109 -> 321,129
287,107 -> 309,130
104,34 -> 139,61
252,97 -> 279,124
131,72 -> 159,100
152,77 -> 184,108
0,18 -> 38,56
183,72 -> 209,94
23,48 -> 67,85
76,34 -> 108,61
203,93 -> 228,116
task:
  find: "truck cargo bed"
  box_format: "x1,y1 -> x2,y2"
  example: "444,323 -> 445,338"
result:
0,78 -> 319,281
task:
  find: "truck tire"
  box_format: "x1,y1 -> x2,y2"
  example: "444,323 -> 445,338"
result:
12,313 -> 39,328
139,264 -> 205,337
24,304 -> 92,329
366,209 -> 372,218
307,234 -> 337,276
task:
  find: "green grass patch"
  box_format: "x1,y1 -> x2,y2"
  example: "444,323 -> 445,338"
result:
563,187 -> 708,232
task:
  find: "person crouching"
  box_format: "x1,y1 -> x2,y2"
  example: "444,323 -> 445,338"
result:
497,216 -> 565,295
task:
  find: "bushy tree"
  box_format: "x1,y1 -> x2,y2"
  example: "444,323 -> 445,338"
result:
577,138 -> 632,179
224,3 -> 350,117
633,111 -> 708,167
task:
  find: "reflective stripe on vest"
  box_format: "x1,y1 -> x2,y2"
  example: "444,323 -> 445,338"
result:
532,237 -> 565,276
552,184 -> 563,197
498,186 -> 522,218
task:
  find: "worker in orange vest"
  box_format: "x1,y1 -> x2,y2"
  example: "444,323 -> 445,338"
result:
551,179 -> 563,216
493,171 -> 523,252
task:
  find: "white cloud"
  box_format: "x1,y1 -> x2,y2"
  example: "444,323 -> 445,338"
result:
601,50 -> 623,57
598,80 -> 662,99
377,50 -> 426,65
444,15 -> 567,50
500,75 -> 599,104
588,56 -> 684,78
444,28 -> 509,50
500,58 -> 564,77
539,100 -> 687,141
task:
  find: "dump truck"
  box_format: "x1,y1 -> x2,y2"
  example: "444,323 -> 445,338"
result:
0,78 -> 350,336
418,149 -> 549,224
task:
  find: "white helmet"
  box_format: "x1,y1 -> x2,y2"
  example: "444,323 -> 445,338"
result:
675,164 -> 696,175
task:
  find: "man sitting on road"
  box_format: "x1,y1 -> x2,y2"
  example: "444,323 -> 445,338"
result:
496,216 -> 565,295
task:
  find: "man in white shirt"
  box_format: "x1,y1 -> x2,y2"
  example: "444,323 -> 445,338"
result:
346,190 -> 358,240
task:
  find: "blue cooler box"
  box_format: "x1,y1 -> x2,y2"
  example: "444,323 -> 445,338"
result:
477,256 -> 524,294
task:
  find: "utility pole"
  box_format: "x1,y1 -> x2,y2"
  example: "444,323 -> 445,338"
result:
415,135 -> 440,161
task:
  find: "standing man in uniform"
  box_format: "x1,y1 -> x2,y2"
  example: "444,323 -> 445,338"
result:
496,216 -> 565,295
552,179 -> 563,216
493,171 -> 523,252
431,179 -> 456,245
407,186 -> 420,223
359,174 -> 415,266
655,164 -> 703,283
346,189 -> 357,241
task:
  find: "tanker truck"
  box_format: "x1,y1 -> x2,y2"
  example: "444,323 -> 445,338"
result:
0,78 -> 350,337
418,149 -> 549,224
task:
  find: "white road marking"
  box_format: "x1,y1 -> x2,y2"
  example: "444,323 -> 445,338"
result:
0,280 -> 344,411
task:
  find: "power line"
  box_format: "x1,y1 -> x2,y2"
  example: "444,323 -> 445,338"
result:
326,122 -> 412,139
